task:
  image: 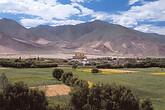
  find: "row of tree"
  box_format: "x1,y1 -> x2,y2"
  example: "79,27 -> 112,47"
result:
97,61 -> 165,69
52,69 -> 88,88
0,58 -> 58,68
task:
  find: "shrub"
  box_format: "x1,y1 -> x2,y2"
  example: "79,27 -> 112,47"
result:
61,72 -> 73,84
52,69 -> 64,80
35,63 -> 58,68
140,98 -> 153,110
73,79 -> 89,89
72,64 -> 78,69
0,81 -> 48,110
69,76 -> 79,86
91,68 -> 99,73
70,83 -> 153,110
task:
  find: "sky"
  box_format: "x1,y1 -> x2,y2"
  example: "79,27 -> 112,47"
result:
0,0 -> 165,35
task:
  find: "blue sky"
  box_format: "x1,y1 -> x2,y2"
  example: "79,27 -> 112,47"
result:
0,0 -> 165,35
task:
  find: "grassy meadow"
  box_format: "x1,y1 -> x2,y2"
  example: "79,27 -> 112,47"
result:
0,67 -> 165,110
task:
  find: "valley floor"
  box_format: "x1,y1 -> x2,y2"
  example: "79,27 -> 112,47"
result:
0,67 -> 165,110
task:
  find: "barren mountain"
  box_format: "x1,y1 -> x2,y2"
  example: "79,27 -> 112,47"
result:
0,18 -> 165,56
0,31 -> 41,51
0,18 -> 35,40
0,45 -> 18,54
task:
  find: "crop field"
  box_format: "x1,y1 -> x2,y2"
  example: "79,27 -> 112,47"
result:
0,67 -> 165,110
0,67 -> 61,86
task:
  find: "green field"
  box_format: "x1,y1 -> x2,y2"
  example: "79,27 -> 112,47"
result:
0,67 -> 165,110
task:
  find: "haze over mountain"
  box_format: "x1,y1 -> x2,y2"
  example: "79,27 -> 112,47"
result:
0,18 -> 165,57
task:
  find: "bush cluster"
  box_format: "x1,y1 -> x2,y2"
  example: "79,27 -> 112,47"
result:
0,81 -> 48,110
91,68 -> 99,73
52,69 -> 89,89
52,69 -> 64,80
97,64 -> 124,69
70,84 -> 153,110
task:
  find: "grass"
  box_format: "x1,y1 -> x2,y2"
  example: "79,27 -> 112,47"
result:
61,67 -> 165,110
0,67 -> 165,110
0,68 -> 61,86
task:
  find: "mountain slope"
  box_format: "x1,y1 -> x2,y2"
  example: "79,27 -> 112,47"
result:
0,18 -> 35,40
29,20 -> 108,41
1,18 -> 165,56
0,32 -> 40,51
66,21 -> 165,55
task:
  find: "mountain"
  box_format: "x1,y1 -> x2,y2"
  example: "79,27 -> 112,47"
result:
0,45 -> 18,54
29,20 -> 108,41
0,18 -> 35,41
0,31 -> 41,51
1,18 -> 165,57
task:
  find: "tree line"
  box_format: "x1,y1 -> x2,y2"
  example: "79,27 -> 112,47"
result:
97,58 -> 165,69
0,58 -> 58,68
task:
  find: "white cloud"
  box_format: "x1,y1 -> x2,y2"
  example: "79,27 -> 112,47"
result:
51,19 -> 85,26
20,18 -> 49,27
71,0 -> 97,3
72,3 -> 94,16
129,0 -> 142,5
109,0 -> 165,28
71,0 -> 86,3
91,12 -> 112,20
20,17 -> 85,27
134,24 -> 165,35
0,0 -> 80,20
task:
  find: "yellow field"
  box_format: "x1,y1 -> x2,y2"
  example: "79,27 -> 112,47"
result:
77,68 -> 138,74
77,68 -> 91,72
100,69 -> 123,74
150,73 -> 165,75
57,67 -> 72,69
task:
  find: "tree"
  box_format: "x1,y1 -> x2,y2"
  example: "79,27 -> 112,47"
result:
61,72 -> 73,84
73,79 -> 89,89
0,81 -> 48,110
52,69 -> 64,80
70,83 -> 151,110
72,64 -> 78,69
70,87 -> 88,110
0,73 -> 9,94
140,98 -> 153,110
91,68 -> 99,73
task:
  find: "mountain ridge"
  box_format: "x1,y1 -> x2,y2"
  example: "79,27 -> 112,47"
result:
0,18 -> 165,57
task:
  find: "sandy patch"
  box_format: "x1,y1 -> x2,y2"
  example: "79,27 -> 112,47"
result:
31,84 -> 71,97
0,67 -> 8,70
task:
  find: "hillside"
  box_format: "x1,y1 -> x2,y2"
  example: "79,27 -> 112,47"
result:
1,18 -> 165,56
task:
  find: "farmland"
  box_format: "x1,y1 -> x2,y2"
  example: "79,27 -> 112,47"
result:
0,67 -> 165,110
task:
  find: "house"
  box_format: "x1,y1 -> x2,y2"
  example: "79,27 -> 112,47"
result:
72,53 -> 89,65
